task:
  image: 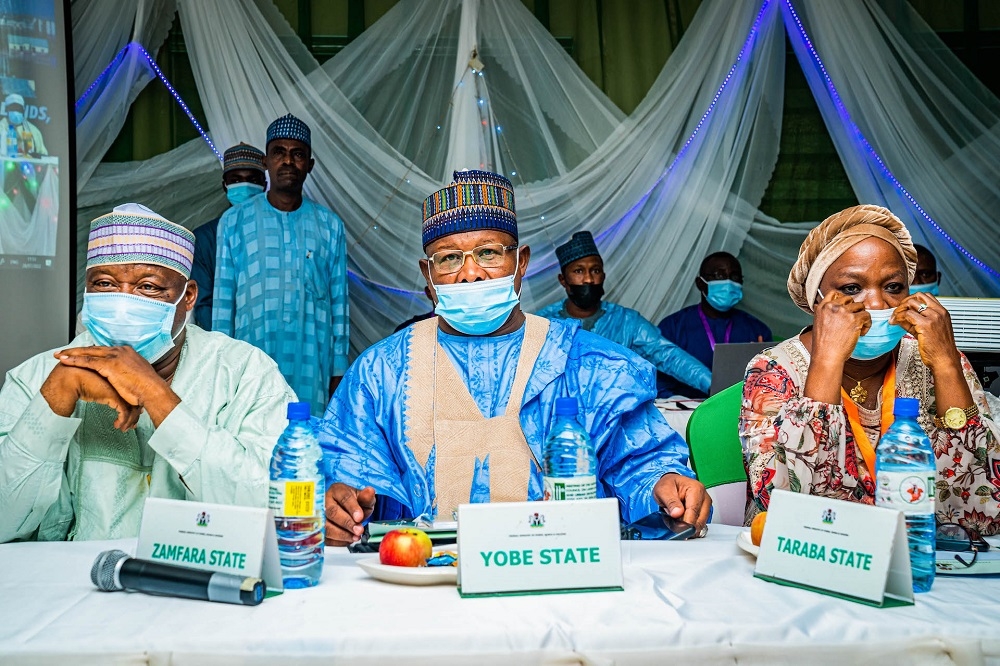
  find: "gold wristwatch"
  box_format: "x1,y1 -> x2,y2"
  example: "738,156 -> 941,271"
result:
933,404 -> 979,430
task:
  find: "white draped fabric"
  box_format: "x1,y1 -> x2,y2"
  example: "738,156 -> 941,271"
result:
72,0 -> 176,189
73,0 -> 1000,355
782,0 -> 1000,297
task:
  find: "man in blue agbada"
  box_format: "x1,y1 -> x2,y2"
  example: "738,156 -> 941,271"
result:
213,114 -> 348,410
319,170 -> 711,546
536,230 -> 712,396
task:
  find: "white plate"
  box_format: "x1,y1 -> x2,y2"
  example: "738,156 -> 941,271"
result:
736,530 -> 760,557
357,557 -> 458,586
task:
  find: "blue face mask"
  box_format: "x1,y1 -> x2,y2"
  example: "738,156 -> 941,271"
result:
852,307 -> 906,360
430,251 -> 521,336
81,290 -> 187,363
704,279 -> 743,312
7,111 -> 23,126
226,182 -> 264,206
909,282 -> 939,297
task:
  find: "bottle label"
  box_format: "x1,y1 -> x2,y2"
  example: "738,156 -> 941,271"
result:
875,470 -> 935,516
543,475 -> 597,501
269,480 -> 317,518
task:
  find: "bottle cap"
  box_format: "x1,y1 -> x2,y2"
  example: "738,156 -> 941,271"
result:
287,402 -> 311,421
554,397 -> 578,416
893,397 -> 919,418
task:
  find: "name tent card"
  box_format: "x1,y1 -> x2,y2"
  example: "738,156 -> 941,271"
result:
457,498 -> 623,597
754,490 -> 913,607
136,498 -> 284,596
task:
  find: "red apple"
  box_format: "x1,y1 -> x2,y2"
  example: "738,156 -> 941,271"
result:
379,528 -> 433,567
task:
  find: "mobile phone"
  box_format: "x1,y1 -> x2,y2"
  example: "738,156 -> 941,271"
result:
621,509 -> 697,541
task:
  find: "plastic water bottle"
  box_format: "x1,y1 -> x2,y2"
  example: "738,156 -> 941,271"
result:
6,125 -> 17,158
269,402 -> 325,588
543,397 -> 597,501
875,397 -> 936,593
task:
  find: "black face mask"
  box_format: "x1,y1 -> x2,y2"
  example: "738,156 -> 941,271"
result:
567,283 -> 604,310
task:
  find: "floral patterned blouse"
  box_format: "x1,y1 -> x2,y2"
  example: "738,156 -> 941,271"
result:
740,334 -> 1000,536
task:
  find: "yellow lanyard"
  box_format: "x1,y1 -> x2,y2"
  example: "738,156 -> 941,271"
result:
840,363 -> 896,477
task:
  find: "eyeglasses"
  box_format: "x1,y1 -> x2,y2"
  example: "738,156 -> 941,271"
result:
427,243 -> 517,275
937,522 -> 990,568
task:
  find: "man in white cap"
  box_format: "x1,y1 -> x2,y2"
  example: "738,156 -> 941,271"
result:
0,204 -> 294,543
2,93 -> 46,157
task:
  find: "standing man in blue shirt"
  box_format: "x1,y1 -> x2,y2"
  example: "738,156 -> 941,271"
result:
213,115 -> 349,410
657,251 -> 771,398
191,143 -> 267,330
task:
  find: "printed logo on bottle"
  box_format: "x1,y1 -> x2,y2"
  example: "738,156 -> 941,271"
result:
543,475 -> 597,501
876,471 -> 935,516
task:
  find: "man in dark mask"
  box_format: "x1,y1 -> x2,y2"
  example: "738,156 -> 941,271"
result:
536,231 -> 710,395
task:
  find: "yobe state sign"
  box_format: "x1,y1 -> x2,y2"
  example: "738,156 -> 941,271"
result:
457,498 -> 623,597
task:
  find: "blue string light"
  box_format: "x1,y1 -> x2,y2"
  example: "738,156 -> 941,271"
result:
76,40 -> 222,161
75,43 -> 132,113
527,0 -> 773,278
348,268 -> 423,296
136,44 -> 222,161
782,0 -> 999,278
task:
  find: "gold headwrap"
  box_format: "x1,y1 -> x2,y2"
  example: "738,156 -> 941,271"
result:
787,204 -> 916,313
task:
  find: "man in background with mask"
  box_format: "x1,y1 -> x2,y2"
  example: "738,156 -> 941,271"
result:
191,143 -> 267,329
911,244 -> 942,296
657,251 -> 771,398
536,230 -> 711,397
0,204 -> 294,543
319,171 -> 710,544
214,114 -> 349,410
1,93 -> 46,157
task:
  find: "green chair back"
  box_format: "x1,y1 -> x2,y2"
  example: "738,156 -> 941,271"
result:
685,381 -> 747,489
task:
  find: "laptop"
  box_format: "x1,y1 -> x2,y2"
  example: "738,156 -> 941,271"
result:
709,342 -> 772,396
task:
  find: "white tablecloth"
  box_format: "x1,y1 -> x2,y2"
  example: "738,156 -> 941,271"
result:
1,525 -> 997,665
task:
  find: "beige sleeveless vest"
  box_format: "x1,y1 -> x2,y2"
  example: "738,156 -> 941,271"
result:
404,314 -> 550,520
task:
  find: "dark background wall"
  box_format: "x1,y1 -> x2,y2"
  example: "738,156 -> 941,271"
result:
100,0 -> 1000,224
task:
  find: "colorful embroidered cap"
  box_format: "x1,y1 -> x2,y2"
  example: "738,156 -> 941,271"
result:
266,113 -> 311,148
555,231 -> 600,269
223,142 -> 265,175
86,203 -> 196,279
421,170 -> 517,248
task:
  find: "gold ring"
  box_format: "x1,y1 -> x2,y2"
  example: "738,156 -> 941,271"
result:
917,303 -> 929,313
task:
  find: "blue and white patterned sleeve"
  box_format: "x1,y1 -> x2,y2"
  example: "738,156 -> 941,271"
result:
329,213 -> 349,377
212,211 -> 237,337
568,333 -> 695,523
317,358 -> 409,507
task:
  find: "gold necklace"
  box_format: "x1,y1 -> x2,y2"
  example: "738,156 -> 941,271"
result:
842,368 -> 884,404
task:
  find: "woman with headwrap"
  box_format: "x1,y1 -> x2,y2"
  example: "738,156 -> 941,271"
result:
740,205 -> 1000,536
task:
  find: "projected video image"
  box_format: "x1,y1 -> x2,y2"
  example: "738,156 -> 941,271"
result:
0,0 -> 59,267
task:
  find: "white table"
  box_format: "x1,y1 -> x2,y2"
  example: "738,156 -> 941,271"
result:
1,525 -> 997,665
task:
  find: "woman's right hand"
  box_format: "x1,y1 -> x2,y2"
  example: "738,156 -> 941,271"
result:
804,291 -> 870,405
810,291 -> 870,366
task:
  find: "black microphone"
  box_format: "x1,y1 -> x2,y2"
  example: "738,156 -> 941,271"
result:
91,550 -> 265,606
